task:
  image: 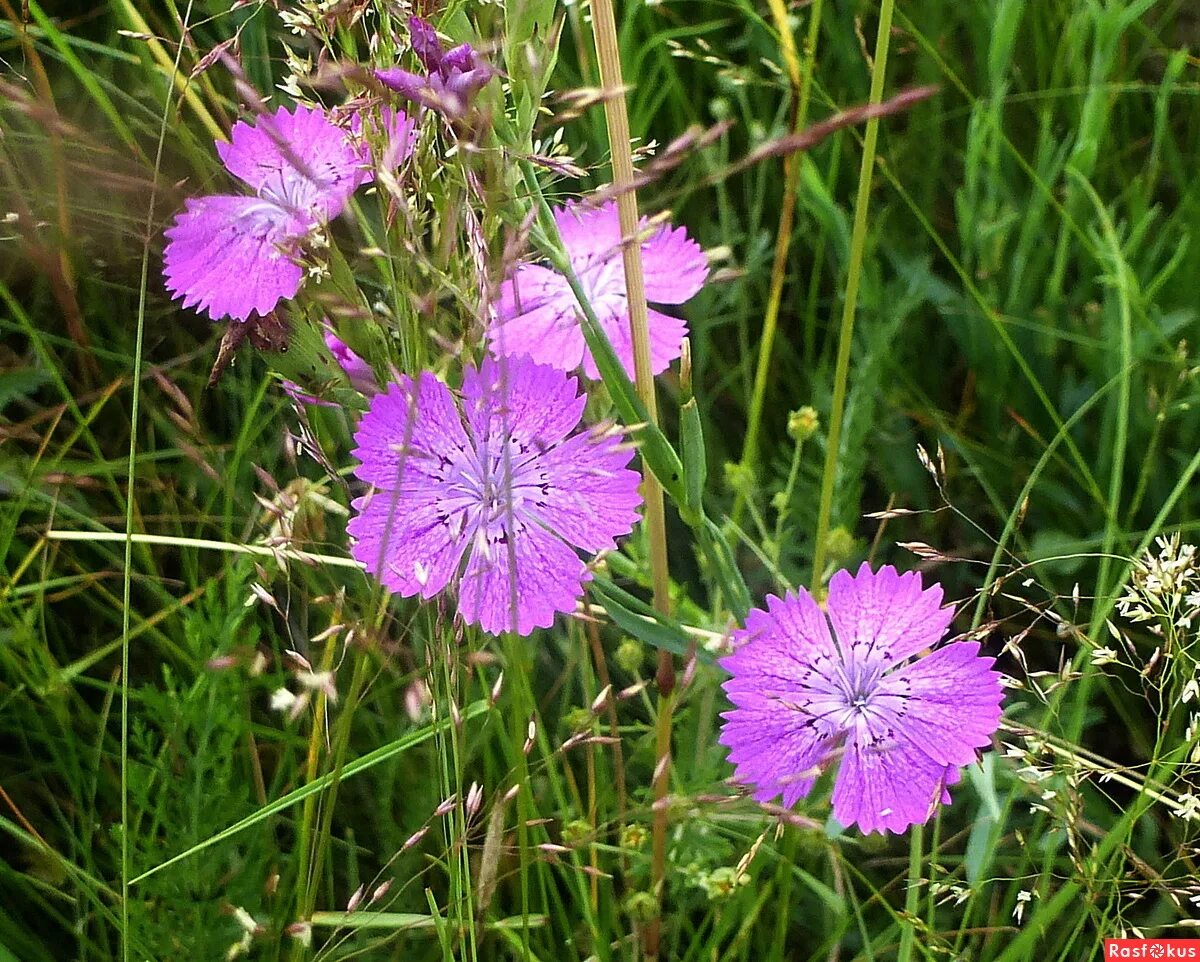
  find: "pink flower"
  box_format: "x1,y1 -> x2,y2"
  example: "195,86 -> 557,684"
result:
163,104 -> 414,322
324,331 -> 377,396
282,328 -> 379,407
375,17 -> 496,119
719,564 -> 1003,835
347,356 -> 643,635
488,200 -> 708,380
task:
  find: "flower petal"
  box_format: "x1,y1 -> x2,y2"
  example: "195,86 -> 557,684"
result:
722,590 -> 841,680
719,704 -> 835,808
825,563 -> 955,666
456,516 -> 587,635
641,222 -> 708,304
524,428 -> 642,552
350,375 -> 471,489
579,306 -> 687,380
347,488 -> 470,599
324,331 -> 377,395
554,200 -> 623,268
489,265 -> 587,372
873,641 -> 1003,767
216,104 -> 368,221
375,67 -> 428,102
832,730 -> 960,835
460,356 -> 586,453
163,194 -> 305,322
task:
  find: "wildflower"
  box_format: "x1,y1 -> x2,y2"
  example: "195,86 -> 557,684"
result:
615,638 -> 645,674
1117,535 -> 1200,628
623,891 -> 658,922
282,328 -> 379,407
719,564 -> 1004,835
620,823 -> 649,850
489,200 -> 708,380
1013,889 -> 1034,924
787,406 -> 820,441
347,356 -> 643,635
376,16 -> 496,118
325,331 -> 378,395
164,104 -> 413,322
695,866 -> 750,900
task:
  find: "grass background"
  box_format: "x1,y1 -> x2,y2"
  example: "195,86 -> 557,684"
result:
3,0 -> 1200,959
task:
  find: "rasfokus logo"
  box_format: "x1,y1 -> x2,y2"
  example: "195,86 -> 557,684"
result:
1105,940 -> 1200,960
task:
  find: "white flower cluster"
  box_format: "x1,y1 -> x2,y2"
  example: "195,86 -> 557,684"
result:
1116,535 -> 1200,633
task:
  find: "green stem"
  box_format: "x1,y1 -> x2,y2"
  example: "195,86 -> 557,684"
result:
122,5 -> 194,957
809,0 -> 896,590
733,0 -> 824,526
897,822 -> 923,962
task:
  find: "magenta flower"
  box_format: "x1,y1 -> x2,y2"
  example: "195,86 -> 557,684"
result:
347,356 -> 643,635
488,200 -> 708,380
282,329 -> 379,407
164,104 -> 414,322
324,331 -> 378,396
719,564 -> 1003,835
375,16 -> 496,118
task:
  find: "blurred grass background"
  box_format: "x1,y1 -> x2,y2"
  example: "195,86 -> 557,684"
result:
3,0 -> 1200,959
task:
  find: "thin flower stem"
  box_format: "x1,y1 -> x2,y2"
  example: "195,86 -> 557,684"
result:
809,0 -> 896,590
120,6 -> 194,957
588,0 -> 676,954
732,0 -> 823,527
293,607 -> 342,930
898,822 -> 923,962
291,651 -> 373,962
772,436 -> 808,560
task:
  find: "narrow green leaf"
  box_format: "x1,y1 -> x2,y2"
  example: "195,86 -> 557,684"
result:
129,700 -> 490,885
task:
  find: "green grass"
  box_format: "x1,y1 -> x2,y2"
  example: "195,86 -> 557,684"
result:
4,0 -> 1200,959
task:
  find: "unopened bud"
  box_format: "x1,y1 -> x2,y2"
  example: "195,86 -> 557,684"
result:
787,406 -> 819,441
402,826 -> 430,850
465,782 -> 484,820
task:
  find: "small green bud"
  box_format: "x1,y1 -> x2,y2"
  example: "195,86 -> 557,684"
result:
562,707 -> 593,733
723,461 -> 755,496
770,491 -> 788,513
709,97 -> 731,121
561,819 -> 593,847
699,866 -> 747,900
624,891 -> 658,923
823,526 -> 856,565
787,405 -> 820,441
620,823 -> 649,850
615,638 -> 645,675
665,796 -> 693,822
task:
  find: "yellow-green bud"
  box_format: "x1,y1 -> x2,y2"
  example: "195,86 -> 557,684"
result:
723,461 -> 755,496
787,406 -> 820,441
562,707 -> 593,733
698,866 -> 748,900
620,823 -> 649,850
561,819 -> 593,847
615,638 -> 645,675
624,891 -> 658,923
824,526 -> 856,565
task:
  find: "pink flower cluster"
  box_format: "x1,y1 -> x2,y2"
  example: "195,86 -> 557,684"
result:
161,16 -> 1002,836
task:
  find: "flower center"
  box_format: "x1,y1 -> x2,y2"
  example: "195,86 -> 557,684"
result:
579,255 -> 627,312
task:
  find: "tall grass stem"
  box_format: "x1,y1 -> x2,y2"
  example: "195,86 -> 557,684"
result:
733,0 -> 823,526
809,0 -> 896,589
120,5 -> 194,956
